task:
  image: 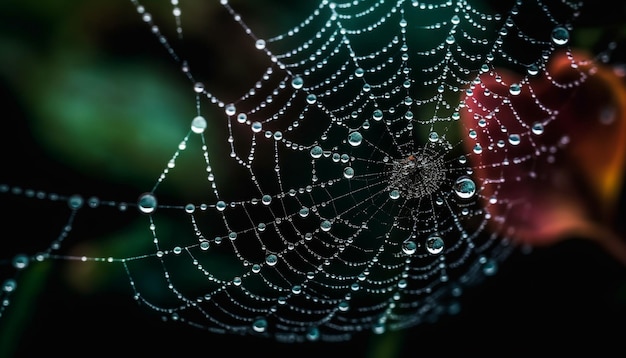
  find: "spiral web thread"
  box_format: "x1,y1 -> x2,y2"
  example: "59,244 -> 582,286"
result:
0,0 -> 615,343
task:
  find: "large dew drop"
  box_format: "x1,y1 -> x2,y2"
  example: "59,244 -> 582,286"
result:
348,132 -> 363,147
138,193 -> 158,214
252,318 -> 268,333
191,116 -> 207,133
291,76 -> 304,89
551,26 -> 569,46
453,176 -> 476,199
426,235 -> 444,255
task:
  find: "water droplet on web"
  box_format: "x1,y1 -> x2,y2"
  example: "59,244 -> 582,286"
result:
236,113 -> 247,124
291,76 -> 303,89
265,254 -> 278,266
252,318 -> 268,333
68,194 -> 83,210
389,190 -> 400,200
306,94 -> 317,104
138,193 -> 157,214
428,132 -> 439,142
251,121 -> 263,133
509,83 -> 521,96
299,207 -> 309,217
508,133 -> 521,145
216,201 -> 226,211
225,104 -> 236,116
12,254 -> 29,270
191,116 -> 207,133
310,146 -> 323,158
551,26 -> 569,46
261,195 -> 272,205
320,220 -> 332,232
255,39 -> 266,50
306,327 -> 320,341
453,176 -> 476,199
426,235 -> 444,255
451,14 -> 460,25
343,167 -> 354,179
354,67 -> 364,77
372,109 -> 383,121
527,64 -> 539,76
193,82 -> 204,93
402,240 -> 416,255
3,279 -> 16,293
348,132 -> 363,146
531,122 -> 544,135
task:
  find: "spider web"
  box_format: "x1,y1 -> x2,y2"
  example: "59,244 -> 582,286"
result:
0,0 -> 619,344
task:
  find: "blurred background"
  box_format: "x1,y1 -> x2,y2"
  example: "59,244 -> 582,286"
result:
0,0 -> 625,357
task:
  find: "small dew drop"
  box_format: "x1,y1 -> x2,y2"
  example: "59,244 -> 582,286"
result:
255,39 -> 266,50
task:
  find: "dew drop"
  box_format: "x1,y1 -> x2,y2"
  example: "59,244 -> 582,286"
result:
225,104 -> 236,116
191,116 -> 207,133
320,220 -> 332,232
509,83 -> 521,96
348,132 -> 363,146
551,26 -> 569,46
255,39 -> 266,50
531,122 -> 544,135
251,121 -> 263,133
68,194 -> 83,210
389,190 -> 400,200
343,167 -> 355,179
265,254 -> 278,266
508,133 -> 521,145
12,254 -> 29,270
291,76 -> 304,89
252,318 -> 268,333
426,235 -> 444,255
216,201 -> 227,211
402,240 -> 417,255
138,193 -> 157,214
261,195 -> 272,205
453,176 -> 476,199
310,145 -> 323,159
372,109 -> 383,121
